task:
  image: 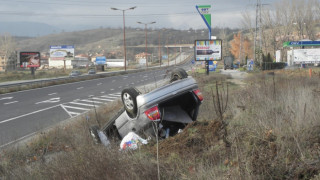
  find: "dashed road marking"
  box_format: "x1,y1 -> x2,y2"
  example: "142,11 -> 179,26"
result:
77,87 -> 84,90
97,83 -> 102,86
35,97 -> 60,104
4,101 -> 18,105
48,93 -> 57,96
0,97 -> 13,101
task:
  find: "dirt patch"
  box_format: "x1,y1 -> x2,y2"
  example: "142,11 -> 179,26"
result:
146,120 -> 228,163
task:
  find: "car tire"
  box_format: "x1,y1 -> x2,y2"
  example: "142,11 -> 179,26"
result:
89,125 -> 101,144
170,68 -> 188,83
121,87 -> 141,118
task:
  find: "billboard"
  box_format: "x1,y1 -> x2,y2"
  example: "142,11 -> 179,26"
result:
20,52 -> 40,68
290,49 -> 320,64
50,45 -> 74,60
194,39 -> 222,61
96,56 -> 106,65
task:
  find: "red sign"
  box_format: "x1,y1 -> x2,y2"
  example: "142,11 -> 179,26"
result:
20,52 -> 41,68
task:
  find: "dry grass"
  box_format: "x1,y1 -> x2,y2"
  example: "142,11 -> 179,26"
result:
0,70 -> 319,179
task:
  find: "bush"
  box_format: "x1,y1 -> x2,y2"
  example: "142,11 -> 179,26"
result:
262,62 -> 286,70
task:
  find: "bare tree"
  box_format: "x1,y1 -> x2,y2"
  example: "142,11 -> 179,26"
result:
218,26 -> 229,57
0,33 -> 16,72
241,11 -> 255,57
304,0 -> 319,40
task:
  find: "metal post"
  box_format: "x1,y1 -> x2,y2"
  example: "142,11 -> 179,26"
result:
145,24 -> 148,69
123,10 -> 127,71
111,6 -> 136,71
159,31 -> 161,67
175,40 -> 176,65
137,21 -> 155,69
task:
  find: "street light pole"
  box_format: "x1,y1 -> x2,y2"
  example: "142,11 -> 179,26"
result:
159,30 -> 161,67
137,21 -> 156,69
111,6 -> 136,71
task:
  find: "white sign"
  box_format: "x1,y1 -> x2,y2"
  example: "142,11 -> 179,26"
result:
50,45 -> 74,60
276,50 -> 281,62
292,49 -> 320,64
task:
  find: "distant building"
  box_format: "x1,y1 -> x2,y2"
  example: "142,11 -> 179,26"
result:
40,55 -> 49,66
135,52 -> 150,63
72,54 -> 91,68
0,51 -> 17,71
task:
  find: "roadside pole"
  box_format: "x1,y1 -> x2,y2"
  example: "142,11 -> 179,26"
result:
196,5 -> 212,75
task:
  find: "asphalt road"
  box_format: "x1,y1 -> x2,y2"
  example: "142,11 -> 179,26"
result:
0,54 -> 193,148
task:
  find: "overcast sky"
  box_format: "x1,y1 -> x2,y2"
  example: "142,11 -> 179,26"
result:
0,0 -> 278,32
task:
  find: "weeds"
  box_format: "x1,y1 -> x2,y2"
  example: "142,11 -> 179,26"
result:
0,71 -> 319,179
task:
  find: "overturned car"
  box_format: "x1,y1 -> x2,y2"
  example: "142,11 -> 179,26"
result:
89,68 -> 203,143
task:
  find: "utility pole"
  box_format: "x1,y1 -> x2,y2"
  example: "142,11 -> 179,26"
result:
254,0 -> 267,67
158,30 -> 161,67
137,21 -> 156,69
111,6 -> 137,71
239,31 -> 242,65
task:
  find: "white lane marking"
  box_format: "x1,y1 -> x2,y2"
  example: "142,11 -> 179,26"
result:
101,95 -> 119,99
101,92 -> 105,94
68,111 -> 81,116
0,97 -> 13,100
118,86 -> 122,89
60,104 -> 76,118
4,101 -> 18,105
92,97 -> 114,102
110,89 -> 114,91
97,83 -> 102,86
88,95 -> 94,97
109,93 -> 121,97
69,102 -> 98,107
0,104 -> 61,124
131,83 -> 135,85
112,80 -> 116,83
35,97 -> 60,104
0,131 -> 37,149
60,105 -> 90,111
80,99 -> 104,104
48,93 -> 57,96
77,87 -> 84,90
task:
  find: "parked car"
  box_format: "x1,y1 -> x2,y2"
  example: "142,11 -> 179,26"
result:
89,68 -> 203,142
88,69 -> 96,74
69,70 -> 81,77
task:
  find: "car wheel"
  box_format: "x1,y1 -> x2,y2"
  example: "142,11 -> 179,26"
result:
89,125 -> 101,144
121,87 -> 141,118
170,68 -> 188,83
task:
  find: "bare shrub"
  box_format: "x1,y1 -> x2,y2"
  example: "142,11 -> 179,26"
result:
228,74 -> 320,179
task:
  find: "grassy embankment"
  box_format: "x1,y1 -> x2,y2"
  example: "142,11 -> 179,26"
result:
0,69 -> 319,179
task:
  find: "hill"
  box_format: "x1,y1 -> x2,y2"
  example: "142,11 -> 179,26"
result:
14,27 -> 237,59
